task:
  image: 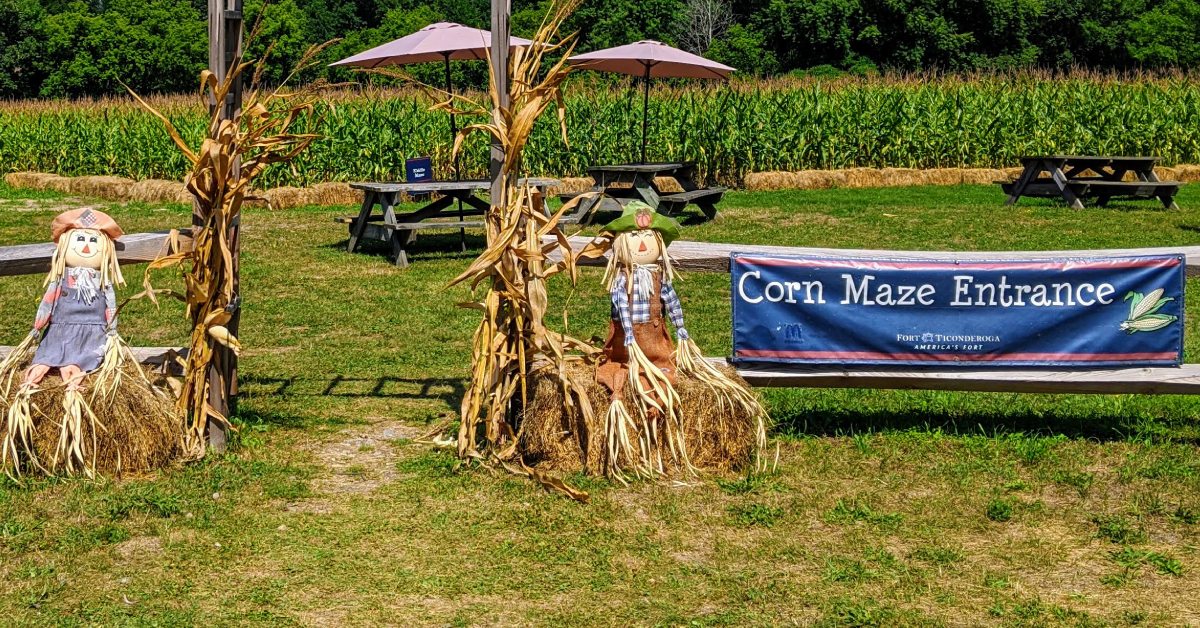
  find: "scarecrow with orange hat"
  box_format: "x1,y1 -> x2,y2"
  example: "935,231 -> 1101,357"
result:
23,208 -> 126,390
0,208 -> 181,479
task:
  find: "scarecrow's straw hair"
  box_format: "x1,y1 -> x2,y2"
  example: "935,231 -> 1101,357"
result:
47,228 -> 125,289
603,230 -> 675,292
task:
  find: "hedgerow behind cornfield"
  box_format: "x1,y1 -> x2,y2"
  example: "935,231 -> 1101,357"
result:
1,74 -> 1198,188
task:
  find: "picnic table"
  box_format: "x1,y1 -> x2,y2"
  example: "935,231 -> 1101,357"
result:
1001,156 -> 1183,210
338,178 -> 559,267
561,162 -> 726,223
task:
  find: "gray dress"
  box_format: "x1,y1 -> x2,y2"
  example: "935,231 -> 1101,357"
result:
32,270 -> 113,373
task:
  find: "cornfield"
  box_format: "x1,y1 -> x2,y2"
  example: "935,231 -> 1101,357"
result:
2,74 -> 1199,188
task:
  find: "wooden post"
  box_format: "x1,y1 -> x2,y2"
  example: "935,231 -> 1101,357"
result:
490,0 -> 511,209
204,0 -> 244,452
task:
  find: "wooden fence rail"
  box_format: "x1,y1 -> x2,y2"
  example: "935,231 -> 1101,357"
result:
0,230 -> 193,278
709,359 -> 1200,395
548,235 -> 1200,276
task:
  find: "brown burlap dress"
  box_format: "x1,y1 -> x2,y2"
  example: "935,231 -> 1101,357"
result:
596,272 -> 677,401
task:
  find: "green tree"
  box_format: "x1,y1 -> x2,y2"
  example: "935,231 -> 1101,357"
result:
0,0 -> 46,97
1127,0 -> 1200,66
708,23 -> 778,75
37,0 -> 206,97
753,0 -> 860,70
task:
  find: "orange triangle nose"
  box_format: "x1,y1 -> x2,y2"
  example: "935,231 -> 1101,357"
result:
81,245 -> 91,254
638,242 -> 647,253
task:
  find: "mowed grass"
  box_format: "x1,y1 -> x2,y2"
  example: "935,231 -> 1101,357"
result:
1,182 -> 1200,625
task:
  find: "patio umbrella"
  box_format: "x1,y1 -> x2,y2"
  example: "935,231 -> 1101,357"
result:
332,22 -> 534,248
331,22 -> 535,162
568,40 -> 735,163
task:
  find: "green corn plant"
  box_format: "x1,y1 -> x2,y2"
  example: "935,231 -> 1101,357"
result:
2,73 -> 1200,188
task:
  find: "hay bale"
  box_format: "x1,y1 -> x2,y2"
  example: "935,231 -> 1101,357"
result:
259,186 -> 307,209
546,177 -> 594,196
130,179 -> 190,204
307,182 -> 361,206
4,172 -> 70,191
519,362 -> 760,475
3,362 -> 184,477
259,182 -> 362,209
64,176 -> 135,200
1160,165 -> 1200,183
746,166 -> 1036,191
744,170 -> 845,191
653,177 -> 684,193
962,168 -> 1012,185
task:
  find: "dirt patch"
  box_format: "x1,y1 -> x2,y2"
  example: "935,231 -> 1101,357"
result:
311,420 -> 423,496
283,500 -> 336,515
779,212 -> 843,228
0,196 -> 98,213
114,535 -> 163,560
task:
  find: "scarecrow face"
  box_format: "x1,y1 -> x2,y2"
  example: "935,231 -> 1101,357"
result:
626,229 -> 662,266
63,229 -> 105,270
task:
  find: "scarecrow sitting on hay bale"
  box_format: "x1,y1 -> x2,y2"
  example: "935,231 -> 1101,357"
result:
522,202 -> 768,481
0,209 -> 182,479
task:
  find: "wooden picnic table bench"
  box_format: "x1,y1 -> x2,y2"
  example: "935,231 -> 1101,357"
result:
559,162 -> 725,224
339,178 -> 559,268
1001,155 -> 1183,210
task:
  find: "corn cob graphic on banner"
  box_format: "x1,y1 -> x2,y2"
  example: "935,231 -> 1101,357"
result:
1121,288 -> 1178,333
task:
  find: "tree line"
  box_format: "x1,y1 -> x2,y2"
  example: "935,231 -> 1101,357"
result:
1,0 -> 1197,99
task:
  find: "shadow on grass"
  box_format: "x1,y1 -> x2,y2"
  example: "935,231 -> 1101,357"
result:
241,374 -> 466,404
773,405 -> 1200,444
325,232 -> 488,265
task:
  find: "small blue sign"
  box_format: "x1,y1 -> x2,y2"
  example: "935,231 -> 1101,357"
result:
731,254 -> 1185,367
406,156 -> 433,182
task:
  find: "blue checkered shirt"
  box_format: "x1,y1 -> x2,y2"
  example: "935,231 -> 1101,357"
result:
611,267 -> 688,346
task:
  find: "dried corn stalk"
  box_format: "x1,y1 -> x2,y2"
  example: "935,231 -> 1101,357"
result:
130,43 -> 331,456
428,1 -> 597,500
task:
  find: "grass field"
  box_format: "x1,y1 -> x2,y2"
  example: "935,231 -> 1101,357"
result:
2,182 -> 1200,625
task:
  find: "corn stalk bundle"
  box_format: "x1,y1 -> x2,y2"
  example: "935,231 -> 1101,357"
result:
129,43 -> 331,456
421,1 -> 597,501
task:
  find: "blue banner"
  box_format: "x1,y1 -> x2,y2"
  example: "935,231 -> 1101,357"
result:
731,253 -> 1185,367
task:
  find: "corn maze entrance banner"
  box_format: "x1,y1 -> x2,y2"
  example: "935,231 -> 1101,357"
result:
731,253 -> 1185,367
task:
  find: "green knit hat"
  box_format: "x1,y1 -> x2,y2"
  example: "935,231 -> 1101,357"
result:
601,201 -> 681,245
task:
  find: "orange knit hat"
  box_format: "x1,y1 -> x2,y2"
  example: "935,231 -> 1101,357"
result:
51,208 -> 123,243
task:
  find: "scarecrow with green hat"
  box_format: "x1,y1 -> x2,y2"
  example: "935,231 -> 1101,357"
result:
595,201 -> 765,479
597,201 -> 685,390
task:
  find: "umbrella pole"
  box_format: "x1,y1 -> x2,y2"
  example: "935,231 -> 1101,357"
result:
640,63 -> 650,164
445,53 -> 466,252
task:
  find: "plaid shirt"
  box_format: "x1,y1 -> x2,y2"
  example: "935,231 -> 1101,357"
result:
611,267 -> 688,346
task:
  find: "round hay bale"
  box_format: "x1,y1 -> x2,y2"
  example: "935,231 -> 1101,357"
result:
519,362 -> 761,476
2,362 -> 184,477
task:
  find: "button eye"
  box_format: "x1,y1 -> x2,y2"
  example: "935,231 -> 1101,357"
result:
75,235 -> 85,242
89,236 -> 98,243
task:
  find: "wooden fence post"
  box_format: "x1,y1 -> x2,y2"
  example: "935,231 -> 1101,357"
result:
490,0 -> 511,207
203,0 -> 244,452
